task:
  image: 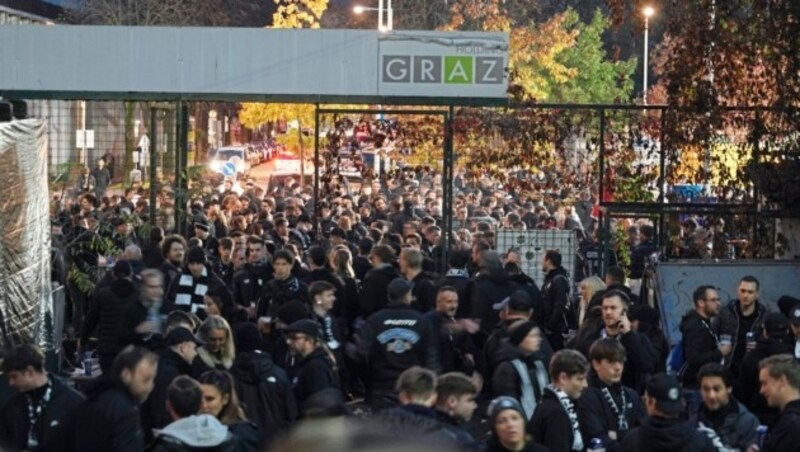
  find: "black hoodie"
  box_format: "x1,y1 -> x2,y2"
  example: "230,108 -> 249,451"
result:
81,278 -> 139,356
470,269 -> 520,335
764,399 -> 800,452
230,351 -> 297,441
620,416 -> 716,452
360,263 -> 402,317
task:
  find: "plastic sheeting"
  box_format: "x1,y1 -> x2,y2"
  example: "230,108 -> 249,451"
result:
0,119 -> 52,350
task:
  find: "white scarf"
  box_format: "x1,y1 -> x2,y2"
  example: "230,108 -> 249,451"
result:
547,384 -> 584,451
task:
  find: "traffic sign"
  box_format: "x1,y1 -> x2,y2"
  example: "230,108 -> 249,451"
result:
222,162 -> 236,177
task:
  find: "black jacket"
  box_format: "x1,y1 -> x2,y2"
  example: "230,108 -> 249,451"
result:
735,337 -> 794,426
232,262 -> 273,308
620,415 -> 717,452
575,328 -> 657,393
374,404 -> 460,448
539,267 -> 571,337
695,399 -> 759,451
508,273 -> 544,324
82,278 -> 139,356
361,302 -> 438,400
291,348 -> 340,409
0,376 -> 84,452
470,270 -> 520,335
437,268 -> 475,319
230,351 -> 297,441
679,310 -> 723,388
256,276 -> 309,318
434,410 -> 481,451
482,319 -> 553,381
576,374 -> 645,451
353,256 -> 371,282
529,389 -> 578,452
629,239 -> 657,279
63,379 -> 146,452
360,264 -> 401,317
301,269 -> 347,318
423,310 -> 475,375
410,271 -> 438,313
228,420 -> 263,452
491,349 -> 549,413
142,347 -> 196,439
763,399 -> 800,452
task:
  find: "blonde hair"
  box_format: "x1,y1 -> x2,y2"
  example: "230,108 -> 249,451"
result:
197,315 -> 235,369
580,276 -> 606,302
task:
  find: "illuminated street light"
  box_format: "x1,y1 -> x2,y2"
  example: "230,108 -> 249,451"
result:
352,1 -> 393,31
643,6 -> 656,104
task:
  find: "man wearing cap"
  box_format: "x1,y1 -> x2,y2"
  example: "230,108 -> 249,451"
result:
141,326 -> 203,438
359,277 -> 438,409
482,290 -> 554,382
284,319 -> 342,411
736,312 -> 794,426
620,373 -> 717,451
80,260 -> 139,374
165,246 -> 232,319
193,220 -> 219,260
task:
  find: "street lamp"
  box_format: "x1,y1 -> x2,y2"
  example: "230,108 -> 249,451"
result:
643,5 -> 655,105
353,0 -> 393,31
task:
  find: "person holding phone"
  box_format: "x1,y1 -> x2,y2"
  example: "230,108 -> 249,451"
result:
576,290 -> 658,393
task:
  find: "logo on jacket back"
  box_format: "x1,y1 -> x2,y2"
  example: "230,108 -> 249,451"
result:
377,328 -> 420,354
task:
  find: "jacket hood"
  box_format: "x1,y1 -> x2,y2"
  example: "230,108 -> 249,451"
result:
544,266 -> 568,280
639,416 -> 695,449
110,278 -> 137,298
297,347 -> 330,368
478,269 -> 512,285
232,350 -> 278,384
246,261 -> 273,277
755,337 -> 794,356
155,414 -> 231,447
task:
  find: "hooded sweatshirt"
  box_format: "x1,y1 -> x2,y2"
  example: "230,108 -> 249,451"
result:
150,414 -> 234,451
620,415 -> 717,452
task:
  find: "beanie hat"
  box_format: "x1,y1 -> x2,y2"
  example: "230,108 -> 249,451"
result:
187,246 -> 206,264
235,322 -> 262,353
487,396 -> 525,427
276,300 -> 310,325
508,321 -> 538,347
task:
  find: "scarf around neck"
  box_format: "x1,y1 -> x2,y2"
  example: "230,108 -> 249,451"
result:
546,384 -> 584,451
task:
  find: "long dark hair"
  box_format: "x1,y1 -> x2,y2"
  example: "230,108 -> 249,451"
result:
198,370 -> 247,425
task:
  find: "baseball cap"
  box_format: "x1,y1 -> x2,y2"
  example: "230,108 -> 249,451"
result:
165,326 -> 204,346
493,290 -> 533,312
387,278 -> 414,302
646,373 -> 684,415
778,296 -> 800,324
284,319 -> 323,340
764,312 -> 790,334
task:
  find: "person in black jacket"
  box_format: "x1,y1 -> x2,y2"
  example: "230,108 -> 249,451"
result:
229,324 -> 297,442
64,346 -> 159,452
360,244 -> 401,317
232,236 -> 273,317
492,320 -> 549,420
353,238 -> 374,282
736,312 -> 794,426
577,339 -> 645,451
530,350 -> 590,452
81,260 -> 140,373
160,235 -> 187,293
423,286 -> 479,376
629,225 -> 657,280
399,248 -> 438,313
628,304 -> 669,373
469,251 -> 521,339
198,370 -> 263,452
359,278 -> 438,409
165,247 -> 233,320
141,327 -> 204,441
759,354 -> 800,452
300,245 -> 346,317
434,372 -> 481,451
284,319 -> 342,413
620,373 -> 717,451
679,286 -> 728,406
0,344 -> 84,452
437,249 -> 474,319
482,291 -> 554,384
575,290 -> 657,393
539,250 -> 572,351
147,376 -> 236,452
256,249 -> 308,318
119,268 -> 166,350
696,363 -> 759,451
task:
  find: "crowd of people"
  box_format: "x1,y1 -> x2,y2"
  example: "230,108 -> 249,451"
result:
5,117 -> 797,452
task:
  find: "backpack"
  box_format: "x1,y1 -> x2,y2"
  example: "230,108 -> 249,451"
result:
668,340 -> 688,376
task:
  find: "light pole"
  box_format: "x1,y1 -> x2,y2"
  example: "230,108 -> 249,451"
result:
643,6 -> 655,105
353,0 -> 393,31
